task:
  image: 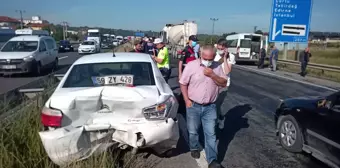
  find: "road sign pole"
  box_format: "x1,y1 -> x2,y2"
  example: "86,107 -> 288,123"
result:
283,43 -> 288,60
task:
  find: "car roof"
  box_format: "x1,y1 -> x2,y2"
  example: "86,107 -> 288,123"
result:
9,35 -> 51,41
73,52 -> 153,65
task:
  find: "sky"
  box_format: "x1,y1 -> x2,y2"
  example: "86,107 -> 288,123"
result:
1,0 -> 339,34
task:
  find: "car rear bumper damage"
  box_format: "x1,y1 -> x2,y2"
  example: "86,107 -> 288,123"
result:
39,118 -> 179,166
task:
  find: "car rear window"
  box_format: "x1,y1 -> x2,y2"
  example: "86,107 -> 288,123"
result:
63,62 -> 155,88
240,39 -> 251,48
82,41 -> 95,45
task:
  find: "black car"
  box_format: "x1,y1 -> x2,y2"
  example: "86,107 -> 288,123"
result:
275,92 -> 340,168
101,41 -> 112,49
58,40 -> 74,52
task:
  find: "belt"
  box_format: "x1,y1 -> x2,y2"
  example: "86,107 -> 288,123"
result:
191,100 -> 213,106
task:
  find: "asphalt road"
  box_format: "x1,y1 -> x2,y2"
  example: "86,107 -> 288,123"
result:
131,61 -> 333,168
0,52 -> 334,167
0,52 -> 82,94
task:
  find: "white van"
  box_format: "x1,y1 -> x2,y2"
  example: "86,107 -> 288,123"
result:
0,35 -> 58,76
226,33 -> 268,62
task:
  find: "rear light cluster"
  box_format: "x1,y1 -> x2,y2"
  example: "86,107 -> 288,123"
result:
41,106 -> 63,127
142,96 -> 175,120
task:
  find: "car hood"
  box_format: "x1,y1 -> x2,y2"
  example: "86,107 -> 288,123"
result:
0,51 -> 35,59
48,86 -> 160,127
283,96 -> 324,109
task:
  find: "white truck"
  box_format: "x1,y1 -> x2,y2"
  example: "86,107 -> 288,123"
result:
87,29 -> 101,52
159,21 -> 198,58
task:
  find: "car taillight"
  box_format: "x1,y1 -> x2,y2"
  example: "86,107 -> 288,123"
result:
142,96 -> 174,120
41,107 -> 63,127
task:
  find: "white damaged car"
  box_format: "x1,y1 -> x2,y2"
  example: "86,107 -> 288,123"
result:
39,52 -> 179,166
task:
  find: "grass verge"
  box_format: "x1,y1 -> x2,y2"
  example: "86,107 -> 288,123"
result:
0,88 -> 139,168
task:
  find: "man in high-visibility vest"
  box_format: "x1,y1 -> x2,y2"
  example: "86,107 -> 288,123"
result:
152,38 -> 171,83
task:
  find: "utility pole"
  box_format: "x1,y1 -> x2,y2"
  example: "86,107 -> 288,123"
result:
210,18 -> 218,44
61,21 -> 69,40
15,10 -> 25,29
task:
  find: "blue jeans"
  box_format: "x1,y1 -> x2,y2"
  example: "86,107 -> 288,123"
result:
186,102 -> 218,164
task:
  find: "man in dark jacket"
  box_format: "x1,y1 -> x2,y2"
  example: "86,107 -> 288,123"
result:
299,47 -> 312,77
178,35 -> 198,79
258,47 -> 266,69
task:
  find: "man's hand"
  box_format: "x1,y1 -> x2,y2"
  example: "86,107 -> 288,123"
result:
185,99 -> 192,108
203,67 -> 215,77
152,55 -> 156,60
178,74 -> 182,81
223,48 -> 228,57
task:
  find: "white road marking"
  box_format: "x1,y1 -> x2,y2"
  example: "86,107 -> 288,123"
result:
235,65 -> 338,92
58,56 -> 68,60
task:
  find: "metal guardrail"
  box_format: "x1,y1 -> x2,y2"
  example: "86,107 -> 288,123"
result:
278,59 -> 340,73
0,67 -> 69,115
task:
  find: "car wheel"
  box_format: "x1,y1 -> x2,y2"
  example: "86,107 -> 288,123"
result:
278,115 -> 304,153
34,62 -> 42,76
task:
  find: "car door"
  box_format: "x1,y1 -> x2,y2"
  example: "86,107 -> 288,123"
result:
37,40 -> 49,67
46,39 -> 58,63
306,98 -> 340,165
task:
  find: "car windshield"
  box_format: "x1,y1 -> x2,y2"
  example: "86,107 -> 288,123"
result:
63,62 -> 155,88
82,41 -> 95,45
88,32 -> 100,37
240,39 -> 251,48
1,41 -> 38,52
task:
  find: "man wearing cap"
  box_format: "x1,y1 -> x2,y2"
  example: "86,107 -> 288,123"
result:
178,35 -> 198,79
152,38 -> 171,82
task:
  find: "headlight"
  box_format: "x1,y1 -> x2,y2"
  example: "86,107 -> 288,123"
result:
60,46 -> 63,48
91,47 -> 95,49
142,96 -> 175,120
23,55 -> 34,62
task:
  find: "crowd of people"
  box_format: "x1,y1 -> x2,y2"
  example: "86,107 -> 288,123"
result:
125,35 -> 312,168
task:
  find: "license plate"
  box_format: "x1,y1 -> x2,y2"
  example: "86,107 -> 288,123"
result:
92,75 -> 134,86
1,65 -> 16,69
65,48 -> 70,50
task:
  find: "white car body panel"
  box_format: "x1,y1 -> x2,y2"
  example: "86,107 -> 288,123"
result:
78,41 -> 98,54
39,53 -> 179,166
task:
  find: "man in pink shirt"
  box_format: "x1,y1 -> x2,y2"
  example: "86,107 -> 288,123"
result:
179,45 -> 227,168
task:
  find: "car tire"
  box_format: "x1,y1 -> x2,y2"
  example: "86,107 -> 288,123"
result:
278,115 -> 304,153
34,61 -> 42,76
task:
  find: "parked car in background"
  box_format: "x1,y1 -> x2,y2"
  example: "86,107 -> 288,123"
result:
39,52 -> 179,166
58,40 -> 74,52
0,35 -> 58,76
78,40 -> 100,55
112,39 -> 119,47
275,92 -> 340,168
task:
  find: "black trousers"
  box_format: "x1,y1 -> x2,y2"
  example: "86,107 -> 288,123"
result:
258,58 -> 265,68
300,62 -> 308,76
160,68 -> 171,83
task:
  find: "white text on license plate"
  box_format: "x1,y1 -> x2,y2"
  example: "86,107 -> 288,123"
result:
95,75 -> 133,85
1,65 -> 16,69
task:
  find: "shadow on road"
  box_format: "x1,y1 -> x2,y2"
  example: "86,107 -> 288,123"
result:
217,104 -> 252,162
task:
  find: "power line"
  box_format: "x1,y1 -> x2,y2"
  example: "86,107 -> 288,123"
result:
15,10 -> 25,29
210,18 -> 218,44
